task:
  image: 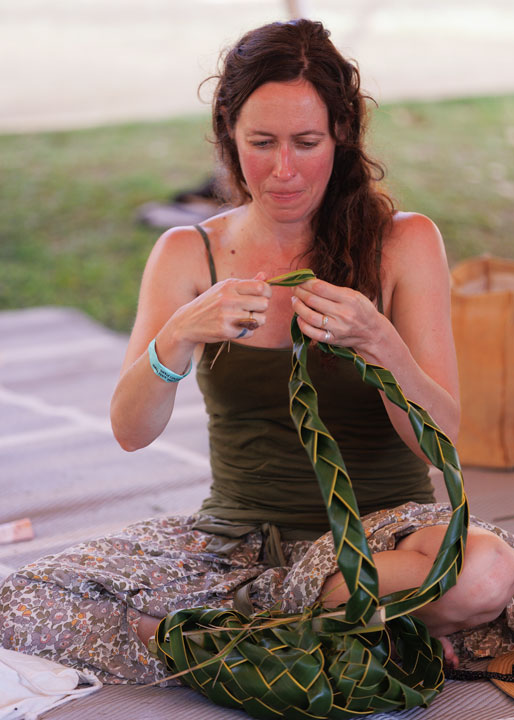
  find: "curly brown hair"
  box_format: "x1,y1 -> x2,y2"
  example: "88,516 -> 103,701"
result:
210,19 -> 395,301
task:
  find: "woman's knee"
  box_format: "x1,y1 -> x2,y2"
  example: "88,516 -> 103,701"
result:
461,530 -> 514,620
398,524 -> 514,628
318,525 -> 514,631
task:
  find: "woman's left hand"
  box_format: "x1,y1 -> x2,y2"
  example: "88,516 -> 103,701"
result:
291,279 -> 382,354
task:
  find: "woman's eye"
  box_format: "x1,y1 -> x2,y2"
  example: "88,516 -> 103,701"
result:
248,139 -> 319,149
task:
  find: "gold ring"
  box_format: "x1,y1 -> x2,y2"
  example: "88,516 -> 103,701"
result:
322,315 -> 329,327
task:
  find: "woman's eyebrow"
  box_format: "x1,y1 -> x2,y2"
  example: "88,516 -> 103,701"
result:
293,130 -> 326,138
245,129 -> 327,137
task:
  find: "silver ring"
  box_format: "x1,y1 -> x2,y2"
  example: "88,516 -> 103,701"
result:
322,315 -> 329,327
236,328 -> 248,339
324,329 -> 331,341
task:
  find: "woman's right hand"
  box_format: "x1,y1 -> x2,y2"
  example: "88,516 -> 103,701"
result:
164,272 -> 271,350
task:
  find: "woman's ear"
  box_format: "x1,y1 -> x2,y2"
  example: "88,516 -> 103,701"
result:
334,120 -> 347,144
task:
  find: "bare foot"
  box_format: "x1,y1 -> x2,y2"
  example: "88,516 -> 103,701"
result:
438,636 -> 459,669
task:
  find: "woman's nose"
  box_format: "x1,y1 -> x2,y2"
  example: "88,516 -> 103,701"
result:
272,144 -> 296,179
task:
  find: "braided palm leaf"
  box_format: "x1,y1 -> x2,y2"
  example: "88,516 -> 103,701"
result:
292,320 -> 469,621
154,270 -> 469,718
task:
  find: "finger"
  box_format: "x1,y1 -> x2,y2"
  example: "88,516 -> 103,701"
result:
291,295 -> 332,330
294,290 -> 339,318
293,297 -> 338,329
292,295 -> 339,344
295,279 -> 351,303
236,278 -> 272,299
296,315 -> 334,344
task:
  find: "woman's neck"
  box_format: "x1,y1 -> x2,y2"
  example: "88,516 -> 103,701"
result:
242,202 -> 312,253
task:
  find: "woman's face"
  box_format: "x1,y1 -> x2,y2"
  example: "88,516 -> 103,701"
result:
233,79 -> 336,225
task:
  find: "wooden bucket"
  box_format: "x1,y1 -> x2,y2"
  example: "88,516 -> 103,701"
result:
451,255 -> 514,468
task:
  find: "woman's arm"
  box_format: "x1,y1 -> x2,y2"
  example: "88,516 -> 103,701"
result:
110,225 -> 270,452
291,213 -> 460,461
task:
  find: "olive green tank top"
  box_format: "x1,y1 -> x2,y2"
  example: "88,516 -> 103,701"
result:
194,226 -> 434,536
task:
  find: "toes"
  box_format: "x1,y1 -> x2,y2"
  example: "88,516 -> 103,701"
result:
438,636 -> 459,669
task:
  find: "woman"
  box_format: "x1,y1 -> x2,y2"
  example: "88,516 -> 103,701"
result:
1,19 -> 513,683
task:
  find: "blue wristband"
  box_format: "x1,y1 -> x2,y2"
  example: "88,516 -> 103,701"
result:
148,338 -> 192,383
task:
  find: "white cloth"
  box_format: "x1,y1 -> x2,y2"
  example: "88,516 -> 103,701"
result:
0,648 -> 101,720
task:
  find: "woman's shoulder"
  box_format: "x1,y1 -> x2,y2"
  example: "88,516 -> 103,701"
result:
138,208 -> 249,308
389,211 -> 443,246
144,207 -> 236,281
384,211 -> 447,272
155,207 -> 242,256
379,211 -> 450,310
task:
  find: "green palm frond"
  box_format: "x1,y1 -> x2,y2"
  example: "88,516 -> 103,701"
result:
268,269 -> 316,286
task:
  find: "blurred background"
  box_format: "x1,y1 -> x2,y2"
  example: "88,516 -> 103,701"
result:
1,0 -> 513,331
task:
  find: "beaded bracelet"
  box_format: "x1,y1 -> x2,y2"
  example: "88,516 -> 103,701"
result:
148,338 -> 192,383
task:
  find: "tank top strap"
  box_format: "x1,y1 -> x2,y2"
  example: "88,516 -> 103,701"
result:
194,224 -> 218,286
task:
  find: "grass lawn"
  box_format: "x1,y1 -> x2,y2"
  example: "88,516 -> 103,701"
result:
1,95 -> 513,333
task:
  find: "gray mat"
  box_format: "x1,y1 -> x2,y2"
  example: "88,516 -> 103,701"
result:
40,679 -> 514,720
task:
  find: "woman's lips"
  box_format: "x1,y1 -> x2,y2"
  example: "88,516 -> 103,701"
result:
268,190 -> 303,202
